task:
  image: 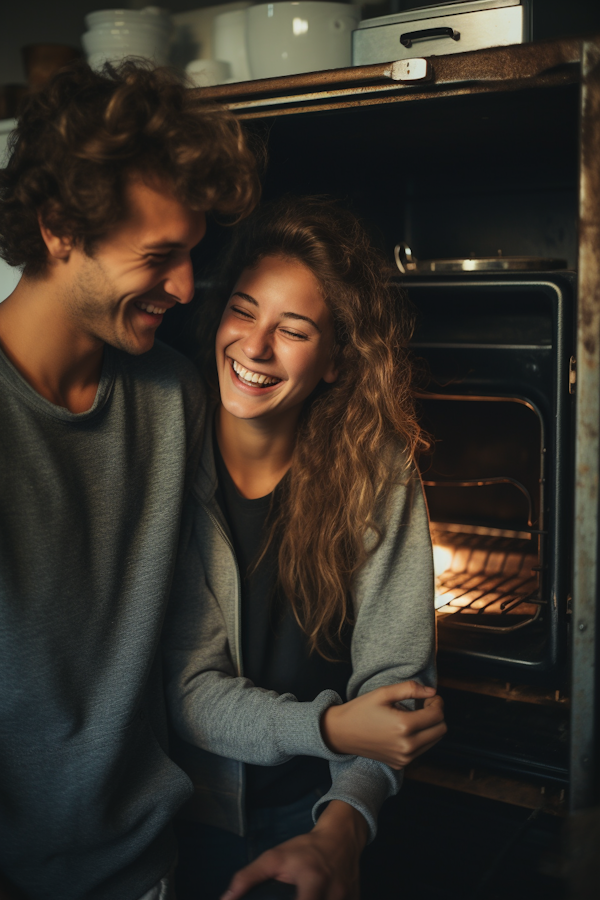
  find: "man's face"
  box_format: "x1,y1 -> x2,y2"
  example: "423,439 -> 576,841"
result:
63,177 -> 206,355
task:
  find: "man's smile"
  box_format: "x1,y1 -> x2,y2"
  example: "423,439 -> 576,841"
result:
134,300 -> 174,317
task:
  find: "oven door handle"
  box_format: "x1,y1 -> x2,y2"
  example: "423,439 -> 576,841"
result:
400,27 -> 460,48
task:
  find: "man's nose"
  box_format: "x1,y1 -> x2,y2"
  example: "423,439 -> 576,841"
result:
163,257 -> 195,305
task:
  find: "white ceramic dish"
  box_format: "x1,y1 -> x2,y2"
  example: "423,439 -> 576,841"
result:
83,23 -> 170,40
83,29 -> 169,51
83,33 -> 170,67
170,2 -> 252,67
186,58 -> 232,86
213,9 -> 252,83
246,1 -> 360,79
86,7 -> 172,33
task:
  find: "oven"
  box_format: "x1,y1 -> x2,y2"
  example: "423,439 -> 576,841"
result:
160,38 -> 600,886
400,273 -> 574,808
407,273 -> 574,681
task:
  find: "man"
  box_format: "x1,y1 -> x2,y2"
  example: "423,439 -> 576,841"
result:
0,61 -> 376,900
0,61 -> 445,900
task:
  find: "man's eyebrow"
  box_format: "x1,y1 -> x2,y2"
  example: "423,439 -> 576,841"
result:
231,291 -> 321,333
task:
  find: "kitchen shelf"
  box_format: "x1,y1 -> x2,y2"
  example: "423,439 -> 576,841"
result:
193,36 -> 582,118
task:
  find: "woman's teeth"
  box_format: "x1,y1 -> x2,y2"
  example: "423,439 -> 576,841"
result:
232,359 -> 280,387
137,302 -> 165,315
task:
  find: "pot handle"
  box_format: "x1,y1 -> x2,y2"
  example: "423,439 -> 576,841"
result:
400,27 -> 460,48
394,243 -> 418,274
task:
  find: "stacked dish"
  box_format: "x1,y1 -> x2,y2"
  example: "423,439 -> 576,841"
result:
82,7 -> 173,70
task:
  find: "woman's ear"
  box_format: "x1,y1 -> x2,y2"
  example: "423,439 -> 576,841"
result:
37,214 -> 74,260
322,361 -> 339,384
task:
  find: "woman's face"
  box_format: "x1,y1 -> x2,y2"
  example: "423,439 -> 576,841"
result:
215,255 -> 338,423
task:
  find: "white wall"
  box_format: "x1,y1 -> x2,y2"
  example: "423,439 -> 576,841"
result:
0,119 -> 21,301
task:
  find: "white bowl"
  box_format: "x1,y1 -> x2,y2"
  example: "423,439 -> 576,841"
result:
83,23 -> 171,42
213,9 -> 252,83
86,7 -> 172,34
83,29 -> 169,53
246,2 -> 360,80
87,48 -> 169,70
83,28 -> 169,66
186,58 -> 232,86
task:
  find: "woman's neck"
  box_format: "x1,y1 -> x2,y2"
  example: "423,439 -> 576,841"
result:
215,403 -> 300,499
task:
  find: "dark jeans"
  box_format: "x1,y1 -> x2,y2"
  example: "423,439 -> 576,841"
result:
174,789 -> 323,900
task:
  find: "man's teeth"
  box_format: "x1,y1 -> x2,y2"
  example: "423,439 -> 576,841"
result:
137,302 -> 165,315
232,359 -> 280,386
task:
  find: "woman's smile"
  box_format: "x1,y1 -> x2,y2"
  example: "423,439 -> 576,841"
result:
216,255 -> 338,423
229,357 -> 282,390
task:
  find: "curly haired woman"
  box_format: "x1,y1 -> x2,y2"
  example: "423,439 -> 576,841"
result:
164,197 -> 447,900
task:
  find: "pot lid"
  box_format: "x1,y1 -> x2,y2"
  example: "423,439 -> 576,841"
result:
394,243 -> 568,274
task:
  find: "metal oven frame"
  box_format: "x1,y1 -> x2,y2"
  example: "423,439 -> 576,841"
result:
193,34 -> 600,813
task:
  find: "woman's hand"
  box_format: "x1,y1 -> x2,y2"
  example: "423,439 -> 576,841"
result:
222,800 -> 367,900
321,681 -> 447,769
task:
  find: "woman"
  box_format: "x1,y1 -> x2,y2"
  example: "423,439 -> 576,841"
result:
164,197 -> 446,899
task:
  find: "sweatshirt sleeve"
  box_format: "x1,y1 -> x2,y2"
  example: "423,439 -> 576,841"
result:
163,498 -> 347,767
312,469 -> 436,841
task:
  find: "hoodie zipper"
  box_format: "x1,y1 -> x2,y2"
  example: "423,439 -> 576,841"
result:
200,499 -> 247,834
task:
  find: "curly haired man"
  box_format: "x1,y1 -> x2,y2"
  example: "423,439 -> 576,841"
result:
0,62 -> 374,900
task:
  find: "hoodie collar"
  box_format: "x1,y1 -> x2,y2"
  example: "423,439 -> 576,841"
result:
192,401 -> 220,504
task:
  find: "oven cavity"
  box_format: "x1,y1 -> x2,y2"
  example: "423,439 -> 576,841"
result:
405,275 -> 574,681
423,395 -> 544,635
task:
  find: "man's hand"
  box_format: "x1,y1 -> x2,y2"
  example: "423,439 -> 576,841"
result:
222,800 -> 368,900
321,681 -> 447,769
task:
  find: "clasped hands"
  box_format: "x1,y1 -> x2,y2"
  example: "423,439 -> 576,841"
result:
321,680 -> 447,769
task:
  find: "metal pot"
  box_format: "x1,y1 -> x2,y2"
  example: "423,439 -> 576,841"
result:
394,243 -> 568,275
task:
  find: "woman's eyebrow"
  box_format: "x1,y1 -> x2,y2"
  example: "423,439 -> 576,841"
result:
231,291 -> 321,332
281,311 -> 321,333
232,291 -> 257,305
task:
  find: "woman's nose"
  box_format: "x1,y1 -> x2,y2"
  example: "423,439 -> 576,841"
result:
241,326 -> 274,361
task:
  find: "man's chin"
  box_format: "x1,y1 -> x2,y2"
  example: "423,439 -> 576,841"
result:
107,323 -> 159,355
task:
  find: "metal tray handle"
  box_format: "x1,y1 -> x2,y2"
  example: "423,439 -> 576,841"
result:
400,27 -> 461,48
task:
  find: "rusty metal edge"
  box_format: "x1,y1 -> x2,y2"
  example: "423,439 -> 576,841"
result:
231,71 -> 578,120
191,36 -> 581,111
405,760 -> 567,815
438,675 -> 570,706
570,37 -> 600,812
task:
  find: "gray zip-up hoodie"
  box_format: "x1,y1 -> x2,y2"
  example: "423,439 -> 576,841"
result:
163,414 -> 436,841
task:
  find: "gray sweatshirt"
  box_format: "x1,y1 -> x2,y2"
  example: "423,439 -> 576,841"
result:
0,341 -> 204,900
164,413 -> 436,842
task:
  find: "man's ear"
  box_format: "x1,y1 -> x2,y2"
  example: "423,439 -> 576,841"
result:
37,214 -> 74,260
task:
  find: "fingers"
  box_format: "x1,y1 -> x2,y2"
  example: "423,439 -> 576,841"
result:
386,721 -> 448,768
223,853 -> 281,900
395,698 -> 445,737
409,729 -> 449,760
375,681 -> 437,704
404,720 -> 448,753
423,695 -> 445,710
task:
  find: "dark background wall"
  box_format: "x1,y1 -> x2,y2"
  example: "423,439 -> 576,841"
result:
1,0 -> 600,91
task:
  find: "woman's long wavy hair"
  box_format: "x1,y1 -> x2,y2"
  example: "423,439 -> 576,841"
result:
199,196 -> 426,657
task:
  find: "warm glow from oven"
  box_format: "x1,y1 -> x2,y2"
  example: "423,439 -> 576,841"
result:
431,530 -> 540,624
433,544 -> 454,609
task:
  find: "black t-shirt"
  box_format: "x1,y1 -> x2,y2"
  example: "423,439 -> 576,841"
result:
213,436 -> 352,808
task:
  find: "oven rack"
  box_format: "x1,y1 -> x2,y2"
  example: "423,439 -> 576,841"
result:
432,529 -> 542,633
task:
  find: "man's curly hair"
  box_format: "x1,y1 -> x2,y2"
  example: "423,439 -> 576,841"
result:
0,60 -> 261,276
